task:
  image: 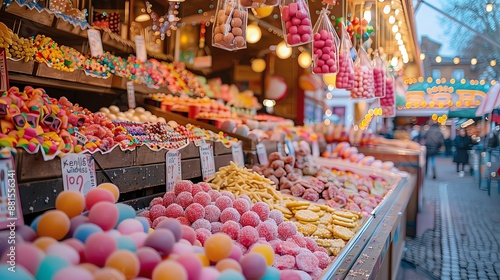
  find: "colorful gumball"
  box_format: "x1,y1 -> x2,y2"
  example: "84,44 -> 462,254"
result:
10,243 -> 44,275
68,215 -> 89,237
78,263 -> 99,274
116,236 -> 137,252
143,229 -> 175,257
250,244 -> 274,266
155,218 -> 182,242
216,269 -> 245,280
115,203 -> 137,227
135,217 -> 150,233
17,224 -> 37,242
200,267 -> 221,280
0,265 -> 34,280
240,252 -> 267,280
54,266 -> 93,280
55,190 -> 86,218
117,218 -> 144,235
129,232 -> 148,248
36,255 -> 70,280
33,236 -> 58,252
204,233 -> 233,262
37,210 -> 70,240
93,268 -> 126,280
30,215 -> 42,232
85,188 -> 115,210
88,201 -> 119,231
105,250 -> 140,280
73,223 -> 103,243
152,260 -> 187,280
176,253 -> 202,280
136,247 -> 162,278
84,232 -> 117,267
181,225 -> 196,245
260,266 -> 280,280
63,238 -> 86,263
46,243 -> 80,265
97,183 -> 120,202
215,258 -> 242,273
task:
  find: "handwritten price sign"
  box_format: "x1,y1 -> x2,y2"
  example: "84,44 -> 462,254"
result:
127,81 -> 136,109
61,154 -> 97,195
87,29 -> 104,57
256,143 -> 268,165
231,141 -> 245,167
166,150 -> 182,192
199,143 -> 215,181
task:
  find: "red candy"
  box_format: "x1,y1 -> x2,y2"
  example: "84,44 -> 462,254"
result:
211,222 -> 223,233
204,205 -> 221,223
176,192 -> 193,208
215,196 -> 233,211
208,190 -> 222,202
149,204 -> 166,221
238,194 -> 252,204
269,209 -> 284,225
185,203 -> 205,223
295,252 -> 319,272
281,0 -> 312,46
275,241 -> 299,256
251,202 -> 270,221
256,221 -> 278,241
219,191 -> 235,201
176,217 -> 191,226
195,228 -> 211,246
238,226 -> 259,248
290,235 -> 307,248
273,255 -> 295,269
149,197 -> 163,207
278,222 -> 297,240
221,220 -> 240,240
165,204 -> 184,218
304,236 -> 319,252
162,192 -> 176,207
139,210 -> 150,219
152,216 -> 168,228
193,192 -> 211,207
313,251 -> 330,269
191,184 -> 203,196
197,182 -> 212,192
220,208 -> 241,223
240,212 -> 261,227
233,198 -> 250,215
174,180 -> 193,195
191,219 -> 211,231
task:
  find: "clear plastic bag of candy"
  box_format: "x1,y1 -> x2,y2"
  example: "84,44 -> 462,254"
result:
279,0 -> 313,47
372,53 -> 386,98
212,0 -> 248,51
312,8 -> 340,75
335,23 -> 355,89
239,0 -> 279,8
381,67 -> 396,116
350,46 -> 374,99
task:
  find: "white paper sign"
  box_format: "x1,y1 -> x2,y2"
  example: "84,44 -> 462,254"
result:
166,150 -> 182,192
135,35 -> 147,62
75,132 -> 88,146
199,143 -> 215,181
256,143 -> 268,165
127,81 -> 136,109
87,29 -> 104,57
232,141 -> 245,167
194,138 -> 206,147
312,141 -> 320,158
61,154 -> 97,195
285,140 -> 295,156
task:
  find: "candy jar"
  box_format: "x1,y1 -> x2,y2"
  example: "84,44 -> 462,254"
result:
335,23 -> 355,89
239,0 -> 279,8
312,8 -> 339,75
279,0 -> 313,47
350,47 -> 374,99
372,53 -> 386,98
212,0 -> 248,51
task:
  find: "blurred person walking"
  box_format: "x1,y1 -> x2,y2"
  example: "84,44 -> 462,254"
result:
424,122 -> 444,179
453,128 -> 472,177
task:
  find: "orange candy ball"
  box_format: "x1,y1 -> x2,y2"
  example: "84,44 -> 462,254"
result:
97,183 -> 120,202
105,250 -> 140,280
37,210 -> 70,240
215,258 -> 242,273
33,236 -> 58,252
152,260 -> 187,280
204,233 -> 233,262
195,253 -> 210,267
94,268 -> 126,280
250,244 -> 275,266
55,191 -> 86,218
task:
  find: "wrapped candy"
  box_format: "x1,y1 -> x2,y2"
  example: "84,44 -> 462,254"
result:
312,8 -> 339,75
350,47 -> 374,99
212,0 -> 248,51
239,0 -> 279,8
335,23 -> 355,89
381,68 -> 396,117
372,53 -> 386,98
280,0 -> 312,47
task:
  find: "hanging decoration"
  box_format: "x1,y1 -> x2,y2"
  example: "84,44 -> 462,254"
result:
335,17 -> 374,42
145,1 -> 181,40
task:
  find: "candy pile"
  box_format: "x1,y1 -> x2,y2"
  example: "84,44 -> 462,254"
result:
350,65 -> 375,99
98,106 -> 167,123
0,184 -> 284,280
312,30 -> 338,74
280,0 -> 313,46
380,76 -> 396,116
212,0 -> 248,51
335,52 -> 355,89
239,0 -> 279,8
373,67 -> 385,98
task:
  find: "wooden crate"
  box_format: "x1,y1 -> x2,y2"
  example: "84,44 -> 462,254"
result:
134,146 -> 167,165
77,71 -> 113,88
215,154 -> 233,171
36,63 -> 79,82
7,60 -> 35,75
111,75 -> 127,90
181,142 -> 200,159
214,142 -> 232,156
92,148 -> 135,169
5,2 -> 54,26
16,150 -> 62,182
55,18 -> 74,33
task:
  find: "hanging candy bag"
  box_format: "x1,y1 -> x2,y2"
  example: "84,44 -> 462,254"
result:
240,0 -> 279,8
280,0 -> 313,47
335,23 -> 355,89
312,8 -> 340,75
350,46 -> 374,99
381,67 -> 396,117
212,0 -> 248,51
372,53 -> 386,98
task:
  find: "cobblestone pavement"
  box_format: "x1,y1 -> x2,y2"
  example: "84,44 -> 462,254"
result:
399,156 -> 500,280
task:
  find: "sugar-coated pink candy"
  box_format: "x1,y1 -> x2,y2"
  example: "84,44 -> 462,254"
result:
176,192 -> 193,208
220,208 -> 241,223
251,202 -> 270,221
191,219 -> 211,231
233,198 -> 250,215
193,192 -> 211,207
195,228 -> 211,246
211,222 -> 223,233
295,251 -> 319,273
221,220 -> 240,240
288,3 -> 298,16
181,225 -> 196,244
291,17 -> 302,26
150,204 -> 167,221
163,192 -> 176,207
191,184 -> 203,196
296,10 -> 308,20
207,190 -> 221,202
185,203 -> 205,223
136,247 -> 162,278
54,266 -> 93,280
288,26 -> 298,34
238,226 -> 259,247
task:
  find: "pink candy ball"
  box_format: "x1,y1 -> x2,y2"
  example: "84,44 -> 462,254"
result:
85,188 -> 115,210
54,266 -> 93,280
117,219 -> 144,235
84,232 -> 117,266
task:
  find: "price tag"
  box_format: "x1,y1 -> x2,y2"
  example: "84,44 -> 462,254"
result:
256,143 -> 268,165
231,141 -> 245,167
199,143 -> 215,181
87,29 -> 104,57
166,150 -> 182,192
0,48 -> 8,92
135,35 -> 147,62
312,141 -> 320,158
61,154 -> 97,195
285,140 -> 295,156
276,142 -> 284,156
194,138 -> 206,147
127,81 -> 136,109
75,132 -> 88,146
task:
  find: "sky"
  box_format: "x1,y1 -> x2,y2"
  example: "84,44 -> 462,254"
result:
414,0 -> 457,56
